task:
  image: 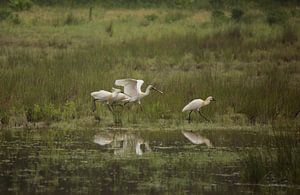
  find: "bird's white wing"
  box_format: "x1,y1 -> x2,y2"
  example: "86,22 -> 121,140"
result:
115,79 -> 139,97
136,80 -> 144,94
90,90 -> 111,101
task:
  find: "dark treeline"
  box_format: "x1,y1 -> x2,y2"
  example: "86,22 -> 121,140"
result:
1,0 -> 299,8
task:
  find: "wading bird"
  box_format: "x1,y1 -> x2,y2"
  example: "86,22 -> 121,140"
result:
90,88 -> 130,112
115,78 -> 163,108
182,130 -> 213,147
182,96 -> 215,123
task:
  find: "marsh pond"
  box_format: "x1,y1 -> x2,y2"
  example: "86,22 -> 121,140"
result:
0,127 -> 299,194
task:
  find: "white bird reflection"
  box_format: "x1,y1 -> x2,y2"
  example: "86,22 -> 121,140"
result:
94,132 -> 151,156
182,130 -> 213,147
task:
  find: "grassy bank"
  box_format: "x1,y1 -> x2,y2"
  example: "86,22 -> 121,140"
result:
0,2 -> 299,127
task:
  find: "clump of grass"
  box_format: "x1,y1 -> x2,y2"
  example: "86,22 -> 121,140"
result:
25,103 -> 61,123
9,13 -> 21,24
64,12 -> 81,25
0,8 -> 12,21
105,21 -> 113,37
62,100 -> 77,120
241,149 -> 268,184
280,23 -> 298,44
231,8 -> 244,22
9,0 -> 32,11
0,108 -> 9,126
241,124 -> 300,184
165,11 -> 187,23
145,13 -> 159,22
266,9 -> 287,25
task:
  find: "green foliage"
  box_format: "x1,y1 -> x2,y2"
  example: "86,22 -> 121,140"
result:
211,9 -> 227,24
280,23 -> 298,44
145,14 -> 158,22
9,0 -> 32,11
62,101 -> 76,120
105,21 -> 113,36
241,149 -> 268,183
64,12 -> 80,25
231,8 -> 244,22
0,109 -> 9,125
266,9 -> 287,25
209,0 -> 223,9
241,124 -> 300,184
0,6 -> 299,126
0,8 -> 12,21
165,12 -> 186,23
25,104 -> 61,122
9,13 -> 21,24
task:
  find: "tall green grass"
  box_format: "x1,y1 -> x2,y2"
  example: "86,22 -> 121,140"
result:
0,5 -> 299,126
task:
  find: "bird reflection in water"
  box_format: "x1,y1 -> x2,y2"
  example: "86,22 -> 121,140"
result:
94,132 -> 151,155
182,130 -> 213,147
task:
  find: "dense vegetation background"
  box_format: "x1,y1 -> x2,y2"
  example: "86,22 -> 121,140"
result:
0,0 -> 299,126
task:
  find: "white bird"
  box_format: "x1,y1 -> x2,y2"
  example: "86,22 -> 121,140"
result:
90,88 -> 130,112
115,78 -> 163,106
182,130 -> 213,147
182,96 -> 215,123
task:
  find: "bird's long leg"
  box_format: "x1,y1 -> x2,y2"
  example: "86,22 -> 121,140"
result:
107,104 -> 113,113
139,104 -> 143,111
188,111 -> 193,123
92,98 -> 97,112
198,111 -> 211,122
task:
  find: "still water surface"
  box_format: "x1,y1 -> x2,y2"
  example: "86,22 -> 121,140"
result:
0,128 -> 298,194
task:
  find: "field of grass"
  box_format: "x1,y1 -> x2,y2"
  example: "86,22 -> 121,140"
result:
0,1 -> 299,127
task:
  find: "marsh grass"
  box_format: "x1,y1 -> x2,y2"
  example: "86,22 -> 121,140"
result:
0,4 -> 299,126
241,123 -> 300,184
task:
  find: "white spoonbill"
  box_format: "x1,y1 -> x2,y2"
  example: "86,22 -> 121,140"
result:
115,78 -> 163,105
90,88 -> 130,112
182,130 -> 213,147
182,96 -> 215,123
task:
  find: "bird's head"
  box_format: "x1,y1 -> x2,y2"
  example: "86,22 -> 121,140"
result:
149,85 -> 163,94
206,96 -> 216,102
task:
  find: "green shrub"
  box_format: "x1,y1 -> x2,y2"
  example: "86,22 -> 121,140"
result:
32,104 -> 43,122
165,12 -> 186,23
266,9 -> 287,25
241,149 -> 268,184
211,9 -> 227,24
231,8 -> 244,22
0,109 -> 9,125
43,103 -> 61,121
145,14 -> 158,22
9,13 -> 21,24
64,12 -> 80,25
9,0 -> 32,11
281,24 -> 298,44
105,21 -> 113,36
0,8 -> 12,21
62,101 -> 76,120
209,0 -> 224,10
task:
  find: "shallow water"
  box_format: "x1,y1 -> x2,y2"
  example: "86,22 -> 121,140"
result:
0,128 -> 298,194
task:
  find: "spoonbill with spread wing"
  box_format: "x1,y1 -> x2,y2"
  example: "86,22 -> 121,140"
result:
115,79 -> 163,107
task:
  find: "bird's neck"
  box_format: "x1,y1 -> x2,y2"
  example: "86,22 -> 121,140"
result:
203,99 -> 211,106
142,85 -> 152,97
